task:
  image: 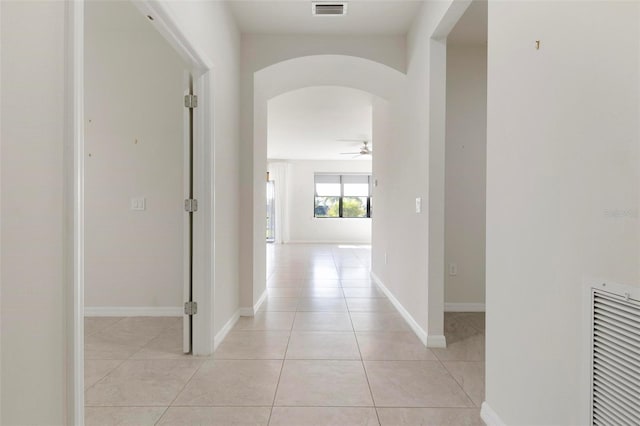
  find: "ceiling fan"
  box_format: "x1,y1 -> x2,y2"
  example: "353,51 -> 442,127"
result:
339,139 -> 372,158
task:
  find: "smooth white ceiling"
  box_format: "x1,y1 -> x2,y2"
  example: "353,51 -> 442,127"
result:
268,86 -> 373,160
448,0 -> 487,45
227,1 -> 423,35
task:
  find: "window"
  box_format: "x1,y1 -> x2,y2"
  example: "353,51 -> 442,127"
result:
314,174 -> 371,218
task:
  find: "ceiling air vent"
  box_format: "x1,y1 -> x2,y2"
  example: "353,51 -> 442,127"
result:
312,2 -> 347,16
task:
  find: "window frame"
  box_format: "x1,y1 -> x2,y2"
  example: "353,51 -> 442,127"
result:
314,174 -> 372,219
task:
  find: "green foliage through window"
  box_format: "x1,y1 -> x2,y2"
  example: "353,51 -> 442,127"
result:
314,175 -> 371,219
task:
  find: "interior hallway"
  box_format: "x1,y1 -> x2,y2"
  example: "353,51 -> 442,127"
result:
84,244 -> 484,425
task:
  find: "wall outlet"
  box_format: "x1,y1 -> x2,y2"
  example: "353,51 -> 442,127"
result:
449,263 -> 458,276
384,252 -> 388,265
131,197 -> 146,211
415,197 -> 422,213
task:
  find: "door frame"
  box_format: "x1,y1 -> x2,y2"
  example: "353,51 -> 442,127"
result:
66,1 -> 215,422
424,0 -> 474,348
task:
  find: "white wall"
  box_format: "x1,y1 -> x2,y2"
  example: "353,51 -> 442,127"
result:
243,7 -> 461,345
85,1 -> 186,310
1,1 -> 67,423
269,160 -> 372,244
485,1 -> 640,424
158,0 -> 241,338
444,43 -> 486,307
371,1 -> 455,344
1,1 -> 241,421
241,35 -> 406,310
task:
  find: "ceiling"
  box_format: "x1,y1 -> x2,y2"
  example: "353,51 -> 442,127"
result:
448,0 -> 487,45
227,1 -> 423,35
268,86 -> 373,161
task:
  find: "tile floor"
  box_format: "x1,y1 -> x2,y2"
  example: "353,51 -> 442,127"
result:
85,244 -> 485,425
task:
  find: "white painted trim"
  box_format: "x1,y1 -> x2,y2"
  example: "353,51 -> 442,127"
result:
213,310 -> 240,351
481,402 -> 507,426
131,1 -> 215,357
285,240 -> 372,245
0,3 -> 3,418
445,303 -> 486,312
131,2 -> 213,72
370,272 -> 429,345
191,70 -> 214,356
239,289 -> 268,317
66,0 -> 85,423
428,0 -> 474,353
239,307 -> 254,316
426,335 -> 447,348
254,289 -> 268,312
84,307 -> 183,317
182,76 -> 191,354
431,0 -> 472,41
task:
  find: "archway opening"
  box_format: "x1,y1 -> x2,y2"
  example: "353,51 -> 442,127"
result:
244,54 -> 405,318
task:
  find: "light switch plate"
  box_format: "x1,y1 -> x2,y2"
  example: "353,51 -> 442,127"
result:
415,197 -> 422,213
449,263 -> 458,276
131,197 -> 146,211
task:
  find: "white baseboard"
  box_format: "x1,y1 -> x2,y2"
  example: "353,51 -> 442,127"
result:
213,309 -> 240,351
445,303 -> 486,312
426,334 -> 447,348
84,306 -> 182,317
370,272 -> 428,345
238,307 -> 253,316
481,402 -> 507,426
239,289 -> 268,317
254,288 -> 268,313
284,240 -> 372,245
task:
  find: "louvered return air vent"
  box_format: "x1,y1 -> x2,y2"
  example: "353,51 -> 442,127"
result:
312,2 -> 347,16
591,287 -> 640,426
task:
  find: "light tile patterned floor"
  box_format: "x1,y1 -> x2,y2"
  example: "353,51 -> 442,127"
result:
85,244 -> 485,425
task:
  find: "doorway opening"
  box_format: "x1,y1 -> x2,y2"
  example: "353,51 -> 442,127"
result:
266,179 -> 276,243
443,1 -> 487,314
69,0 -> 215,420
264,85 -> 375,306
265,86 -> 374,248
429,0 -> 489,414
83,0 -> 192,394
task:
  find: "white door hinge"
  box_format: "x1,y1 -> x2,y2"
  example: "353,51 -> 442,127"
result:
184,94 -> 198,108
185,199 -> 198,213
184,301 -> 197,315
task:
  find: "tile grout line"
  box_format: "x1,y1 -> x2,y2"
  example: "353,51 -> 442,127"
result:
83,357 -> 129,394
339,248 -> 383,426
342,245 -> 382,425
84,318 -> 178,398
266,293 -> 297,426
266,357 -> 287,426
439,359 -> 483,408
434,315 -> 483,408
84,318 -> 193,417
84,247 -> 485,423
151,357 -> 207,425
